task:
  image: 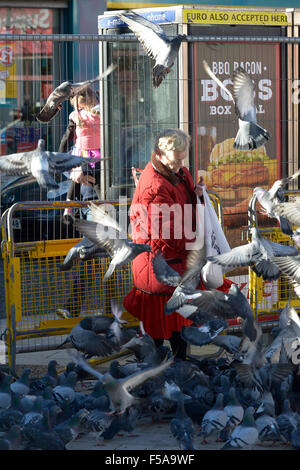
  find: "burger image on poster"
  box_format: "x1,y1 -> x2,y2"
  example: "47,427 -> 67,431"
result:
204,137 -> 276,209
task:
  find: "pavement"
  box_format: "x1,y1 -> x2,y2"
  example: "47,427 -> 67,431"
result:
0,339 -> 292,452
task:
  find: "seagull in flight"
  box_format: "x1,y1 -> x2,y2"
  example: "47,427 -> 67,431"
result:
0,139 -> 96,189
36,63 -> 116,122
118,10 -> 186,88
203,60 -> 270,150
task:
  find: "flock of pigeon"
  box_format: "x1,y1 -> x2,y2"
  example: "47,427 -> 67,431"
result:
0,299 -> 300,450
1,9 -> 300,451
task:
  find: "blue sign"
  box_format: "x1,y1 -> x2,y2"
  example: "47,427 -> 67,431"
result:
98,9 -> 176,29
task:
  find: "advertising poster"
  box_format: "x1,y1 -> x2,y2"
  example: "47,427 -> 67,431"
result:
0,43 -> 16,106
193,42 -> 281,230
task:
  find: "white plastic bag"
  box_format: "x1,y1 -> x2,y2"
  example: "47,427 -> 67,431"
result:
200,188 -> 231,289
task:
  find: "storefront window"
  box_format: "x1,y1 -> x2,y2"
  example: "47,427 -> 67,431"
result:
106,24 -> 179,197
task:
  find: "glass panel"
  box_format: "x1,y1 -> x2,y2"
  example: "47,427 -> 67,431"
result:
0,7 -> 59,155
106,24 -> 179,198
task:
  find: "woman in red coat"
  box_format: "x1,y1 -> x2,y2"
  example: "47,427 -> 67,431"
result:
123,128 -> 231,360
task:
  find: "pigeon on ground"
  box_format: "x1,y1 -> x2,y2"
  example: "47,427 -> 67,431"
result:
0,425 -> 23,450
0,375 -> 12,409
59,237 -> 105,271
224,387 -> 244,432
253,170 -> 300,235
221,406 -> 259,449
52,371 -> 78,408
207,227 -> 298,281
199,393 -> 228,443
53,409 -> 90,446
71,352 -> 174,414
0,139 -> 98,189
203,60 -> 270,150
170,395 -> 195,450
276,398 -> 300,445
74,203 -> 152,282
118,10 -> 185,88
10,368 -> 31,397
21,396 -> 44,428
180,318 -> 228,347
0,396 -> 23,431
22,408 -> 66,450
29,360 -> 59,394
57,316 -> 120,359
80,407 -> 113,439
255,401 -> 286,445
36,63 -> 116,122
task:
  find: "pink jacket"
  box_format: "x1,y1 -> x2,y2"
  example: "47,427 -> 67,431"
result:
69,109 -> 100,150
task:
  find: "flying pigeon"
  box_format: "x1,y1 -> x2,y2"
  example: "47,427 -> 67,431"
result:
57,316 -> 120,359
74,202 -> 152,281
59,236 -> 105,271
71,352 -> 174,414
0,139 -> 98,189
265,300 -> 300,363
180,318 -> 228,347
270,255 -> 300,297
207,227 -> 298,281
203,60 -> 270,150
253,170 -> 300,235
36,63 -> 116,122
118,10 -> 186,88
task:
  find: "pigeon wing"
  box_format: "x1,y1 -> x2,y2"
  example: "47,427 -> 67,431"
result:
74,219 -> 121,257
0,152 -> 31,175
265,239 -> 298,257
152,253 -> 182,286
271,255 -> 300,283
202,60 -> 234,101
89,202 -> 128,238
119,11 -> 168,61
232,67 -> 256,122
122,357 -> 174,392
207,242 -> 260,268
273,202 -> 300,226
35,104 -> 61,123
232,364 -> 254,388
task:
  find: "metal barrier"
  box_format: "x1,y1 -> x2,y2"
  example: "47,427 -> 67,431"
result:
1,199 -> 138,376
247,190 -> 300,322
0,192 -> 226,374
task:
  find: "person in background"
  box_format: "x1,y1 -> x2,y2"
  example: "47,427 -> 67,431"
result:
58,87 -> 102,219
123,128 -> 232,360
56,88 -> 101,318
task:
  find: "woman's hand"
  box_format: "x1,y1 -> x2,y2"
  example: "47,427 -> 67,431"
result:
194,175 -> 206,197
70,166 -> 95,186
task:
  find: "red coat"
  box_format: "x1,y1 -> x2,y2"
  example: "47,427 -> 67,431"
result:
123,155 -> 232,339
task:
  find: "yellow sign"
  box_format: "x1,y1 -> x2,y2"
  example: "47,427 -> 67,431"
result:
183,9 -> 290,26
0,43 -> 17,104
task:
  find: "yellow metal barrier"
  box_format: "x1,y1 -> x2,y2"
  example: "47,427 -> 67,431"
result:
0,193 -> 225,374
1,200 -> 138,375
248,190 -> 300,322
